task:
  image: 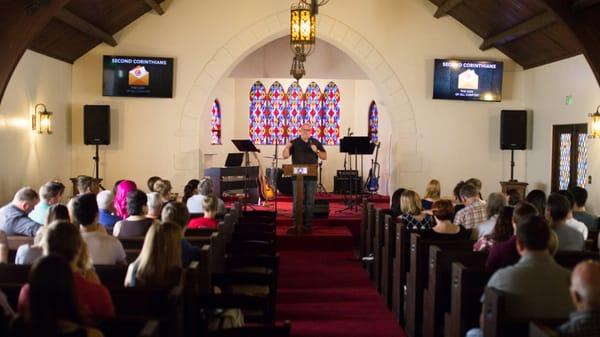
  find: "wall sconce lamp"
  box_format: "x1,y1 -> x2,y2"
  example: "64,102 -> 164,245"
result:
32,103 -> 53,134
589,105 -> 600,139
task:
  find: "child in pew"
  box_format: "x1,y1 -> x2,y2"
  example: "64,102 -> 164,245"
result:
473,206 -> 514,252
160,202 -> 201,266
398,190 -> 435,230
187,196 -> 219,230
9,255 -> 104,337
424,199 -> 470,240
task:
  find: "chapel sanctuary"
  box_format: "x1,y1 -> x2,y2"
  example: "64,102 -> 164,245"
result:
0,0 -> 599,337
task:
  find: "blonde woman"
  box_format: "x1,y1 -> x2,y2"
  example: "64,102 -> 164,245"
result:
124,222 -> 182,287
422,179 -> 441,210
153,179 -> 174,204
399,190 -> 435,230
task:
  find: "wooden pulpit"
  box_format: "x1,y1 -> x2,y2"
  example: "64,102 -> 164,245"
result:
282,164 -> 317,235
69,177 -> 102,197
500,181 -> 528,199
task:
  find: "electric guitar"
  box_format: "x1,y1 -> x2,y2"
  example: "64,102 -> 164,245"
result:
365,142 -> 381,193
252,152 -> 275,201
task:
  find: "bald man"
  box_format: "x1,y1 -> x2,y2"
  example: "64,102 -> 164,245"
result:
558,260 -> 600,336
282,123 -> 327,234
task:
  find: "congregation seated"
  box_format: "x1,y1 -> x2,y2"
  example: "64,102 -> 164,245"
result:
526,189 -> 547,217
186,178 -> 226,215
486,201 -> 538,271
187,196 -> 219,230
557,190 -> 589,239
112,190 -> 153,238
473,206 -> 514,252
18,221 -> 115,319
146,176 -> 161,193
72,194 -> 126,265
424,199 -> 469,240
9,255 -> 104,337
113,180 -> 137,219
15,204 -> 69,265
389,187 -> 405,218
473,192 -> 506,239
76,175 -> 94,196
161,202 -> 200,266
153,179 -> 175,205
506,188 -> 523,206
454,183 -> 487,231
145,192 -> 162,222
398,190 -> 434,230
452,181 -> 466,215
571,186 -> 599,232
547,193 -> 585,251
421,179 -> 440,210
182,179 -> 200,205
96,191 -> 121,231
28,181 -> 65,225
467,215 -> 573,337
557,260 -> 600,336
0,187 -> 42,237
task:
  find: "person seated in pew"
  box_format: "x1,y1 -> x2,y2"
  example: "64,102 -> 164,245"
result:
421,179 -> 440,210
0,187 -> 42,237
486,201 -> 538,271
28,181 -> 65,225
526,189 -> 547,217
547,193 -> 585,251
186,177 -> 226,215
96,190 -> 121,232
182,179 -> 200,205
146,176 -> 162,193
112,191 -> 154,238
161,202 -> 200,266
473,192 -> 507,239
145,192 -> 162,222
153,179 -> 175,205
557,190 -> 589,240
570,187 -> 599,232
10,255 -> 104,337
113,180 -> 137,219
187,196 -> 219,230
124,222 -> 182,287
454,183 -> 487,231
558,260 -> 600,336
506,189 -> 523,206
18,221 -> 115,319
389,187 -> 406,217
76,175 -> 94,196
425,199 -> 470,240
72,194 -> 126,266
452,181 -> 466,216
466,215 -> 573,337
474,206 -> 514,252
15,204 -> 70,265
398,190 -> 435,230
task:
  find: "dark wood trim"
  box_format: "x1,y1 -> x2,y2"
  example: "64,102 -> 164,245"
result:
0,0 -> 69,101
433,0 -> 464,18
572,0 -> 600,11
480,11 -> 557,51
550,124 -> 588,192
142,0 -> 165,15
55,8 -> 117,47
521,51 -> 582,70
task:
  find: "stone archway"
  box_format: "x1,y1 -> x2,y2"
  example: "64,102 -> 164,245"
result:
174,10 -> 419,193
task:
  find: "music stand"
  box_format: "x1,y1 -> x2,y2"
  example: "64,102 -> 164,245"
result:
232,139 -> 260,211
338,136 -> 374,212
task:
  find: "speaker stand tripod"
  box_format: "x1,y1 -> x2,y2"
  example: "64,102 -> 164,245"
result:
92,144 -> 105,190
317,161 -> 327,193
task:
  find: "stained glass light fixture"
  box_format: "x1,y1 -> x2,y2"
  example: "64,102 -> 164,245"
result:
589,105 -> 600,138
290,1 -> 315,57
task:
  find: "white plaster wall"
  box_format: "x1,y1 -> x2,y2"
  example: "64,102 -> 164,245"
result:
524,55 -> 600,213
0,50 -> 72,203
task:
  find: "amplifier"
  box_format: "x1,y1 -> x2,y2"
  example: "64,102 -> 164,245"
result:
334,176 -> 363,194
336,170 -> 359,177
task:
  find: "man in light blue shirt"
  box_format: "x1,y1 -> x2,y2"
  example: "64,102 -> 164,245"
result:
0,187 -> 42,236
28,181 -> 65,225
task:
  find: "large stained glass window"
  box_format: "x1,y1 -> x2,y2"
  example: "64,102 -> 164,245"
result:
576,133 -> 588,188
368,100 -> 378,143
210,99 -> 221,145
559,133 -> 571,190
249,81 -> 340,145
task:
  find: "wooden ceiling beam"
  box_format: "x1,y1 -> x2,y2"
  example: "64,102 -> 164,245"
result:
572,0 -> 600,11
434,0 -> 464,18
142,0 -> 165,15
480,11 -> 557,51
55,8 -> 117,46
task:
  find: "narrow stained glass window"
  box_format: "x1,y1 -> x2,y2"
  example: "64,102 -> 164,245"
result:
249,81 -> 267,144
577,133 -> 588,188
305,82 -> 323,140
368,100 -> 378,143
322,82 -> 340,145
559,133 -> 571,190
210,99 -> 221,145
286,82 -> 304,141
267,81 -> 286,145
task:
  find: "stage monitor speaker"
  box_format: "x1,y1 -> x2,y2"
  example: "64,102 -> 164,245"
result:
84,105 -> 110,145
334,176 -> 363,194
500,110 -> 528,150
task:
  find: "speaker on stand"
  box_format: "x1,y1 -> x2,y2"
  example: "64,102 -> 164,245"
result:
500,110 -> 530,195
84,105 -> 111,189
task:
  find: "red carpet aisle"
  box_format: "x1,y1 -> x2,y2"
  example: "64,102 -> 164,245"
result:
276,235 -> 406,336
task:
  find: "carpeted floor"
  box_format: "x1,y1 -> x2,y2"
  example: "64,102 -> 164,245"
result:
276,250 -> 407,337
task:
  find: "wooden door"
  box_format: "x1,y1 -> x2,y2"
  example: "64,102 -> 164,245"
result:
551,124 -> 589,192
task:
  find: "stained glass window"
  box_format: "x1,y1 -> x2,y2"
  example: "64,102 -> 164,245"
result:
577,133 -> 588,188
322,82 -> 341,145
249,81 -> 267,144
286,82 -> 304,141
267,81 -> 286,145
368,100 -> 378,143
305,81 -> 323,131
559,133 -> 571,190
210,99 -> 221,145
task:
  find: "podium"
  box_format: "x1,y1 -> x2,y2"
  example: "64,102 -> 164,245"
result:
283,164 -> 317,235
500,181 -> 528,199
69,177 -> 102,197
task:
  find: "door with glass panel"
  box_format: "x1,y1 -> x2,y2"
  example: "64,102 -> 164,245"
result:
551,124 -> 589,192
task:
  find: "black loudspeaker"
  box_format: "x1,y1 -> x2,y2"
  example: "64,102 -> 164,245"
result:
334,176 -> 363,194
500,110 -> 527,150
84,105 -> 110,145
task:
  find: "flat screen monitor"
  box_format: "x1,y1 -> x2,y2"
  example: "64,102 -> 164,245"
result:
103,55 -> 174,98
433,59 -> 503,102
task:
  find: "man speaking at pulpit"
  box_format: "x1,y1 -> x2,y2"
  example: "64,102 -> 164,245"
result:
282,123 -> 327,234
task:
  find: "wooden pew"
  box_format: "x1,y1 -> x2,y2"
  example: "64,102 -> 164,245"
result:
360,199 -> 369,263
366,202 -> 376,281
529,322 -> 559,337
7,235 -> 34,262
391,222 -> 419,324
404,234 -> 474,337
381,214 -> 397,308
373,207 -> 392,294
422,246 -> 487,337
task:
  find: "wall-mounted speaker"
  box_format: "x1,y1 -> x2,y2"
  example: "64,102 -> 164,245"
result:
500,110 -> 528,150
84,105 -> 110,145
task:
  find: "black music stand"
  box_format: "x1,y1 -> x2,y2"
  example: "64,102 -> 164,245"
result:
232,139 -> 260,211
338,137 -> 374,212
